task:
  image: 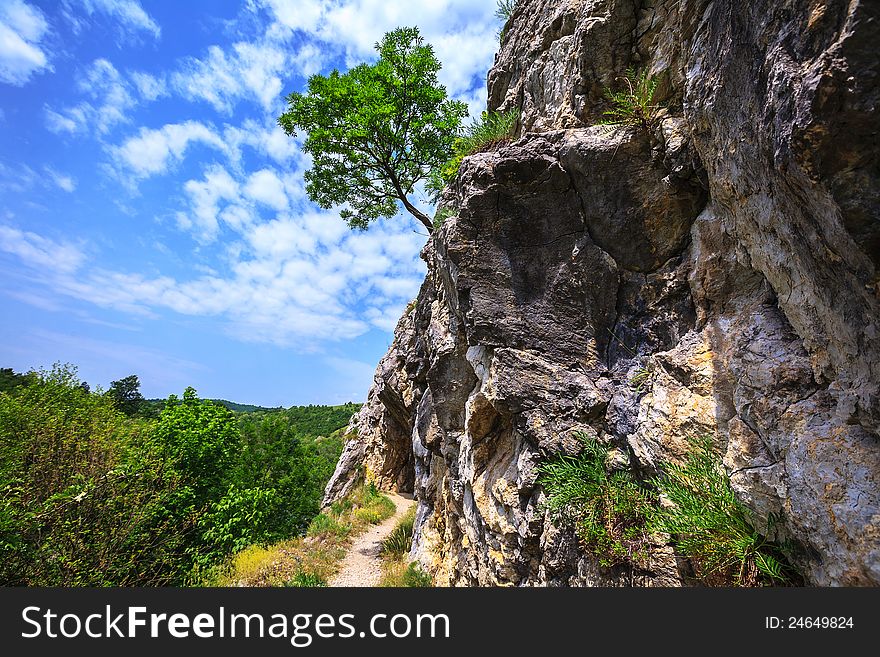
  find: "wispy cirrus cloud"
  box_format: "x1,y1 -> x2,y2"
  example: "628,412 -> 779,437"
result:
73,0 -> 160,40
0,205 -> 425,348
0,225 -> 86,273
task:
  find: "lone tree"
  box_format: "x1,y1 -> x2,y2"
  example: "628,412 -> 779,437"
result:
107,374 -> 145,416
278,26 -> 467,234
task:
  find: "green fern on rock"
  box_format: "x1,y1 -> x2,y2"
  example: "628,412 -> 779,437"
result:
599,67 -> 662,135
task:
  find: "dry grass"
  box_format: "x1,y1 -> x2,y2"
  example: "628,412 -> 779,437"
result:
207,482 -> 396,587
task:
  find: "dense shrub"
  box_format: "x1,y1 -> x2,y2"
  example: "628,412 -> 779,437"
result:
0,365 -> 191,585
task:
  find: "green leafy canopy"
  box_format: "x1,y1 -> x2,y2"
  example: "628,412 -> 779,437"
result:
278,26 -> 468,234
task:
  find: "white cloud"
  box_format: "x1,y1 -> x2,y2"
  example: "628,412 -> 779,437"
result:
180,165 -> 242,241
130,70 -> 167,100
78,0 -> 160,39
44,106 -> 82,134
223,119 -> 302,166
0,225 -> 85,273
172,41 -> 288,113
0,0 -> 52,86
254,0 -> 498,104
243,168 -> 288,211
111,120 -> 227,178
44,166 -> 77,192
44,58 -> 136,135
0,208 -> 427,348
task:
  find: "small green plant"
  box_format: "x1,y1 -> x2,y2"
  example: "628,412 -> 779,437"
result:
496,0 -> 518,42
538,433 -> 654,568
381,505 -> 416,557
599,67 -> 661,135
401,562 -> 433,587
495,0 -> 517,21
427,109 -> 519,202
629,366 -> 650,393
284,571 -> 327,587
433,207 -> 455,229
306,512 -> 351,540
650,436 -> 796,586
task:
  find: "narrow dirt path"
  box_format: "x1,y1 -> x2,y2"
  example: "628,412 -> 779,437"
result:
329,492 -> 415,587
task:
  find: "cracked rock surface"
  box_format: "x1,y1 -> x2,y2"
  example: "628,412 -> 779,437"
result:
323,0 -> 880,586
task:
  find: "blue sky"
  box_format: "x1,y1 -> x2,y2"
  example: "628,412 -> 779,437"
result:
0,0 -> 501,405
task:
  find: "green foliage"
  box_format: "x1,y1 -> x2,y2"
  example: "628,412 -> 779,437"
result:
200,485 -> 281,556
0,367 -> 34,395
307,512 -> 352,540
0,365 -> 346,586
284,571 -> 327,587
650,436 -> 795,586
232,409 -> 345,543
433,207 -> 455,229
426,109 -> 519,203
381,504 -> 416,557
495,0 -> 518,42
151,388 -> 239,506
278,26 -> 468,234
0,364 -> 190,585
538,434 -> 654,568
402,562 -> 432,587
106,374 -> 145,416
599,67 -> 661,134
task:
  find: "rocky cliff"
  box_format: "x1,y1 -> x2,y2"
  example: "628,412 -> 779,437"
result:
324,0 -> 880,586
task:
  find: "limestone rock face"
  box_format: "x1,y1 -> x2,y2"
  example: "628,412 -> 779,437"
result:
324,0 -> 879,586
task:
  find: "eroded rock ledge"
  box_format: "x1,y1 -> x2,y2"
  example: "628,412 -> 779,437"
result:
323,0 -> 879,586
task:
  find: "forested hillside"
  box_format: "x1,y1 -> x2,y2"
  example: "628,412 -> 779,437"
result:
0,364 -> 358,586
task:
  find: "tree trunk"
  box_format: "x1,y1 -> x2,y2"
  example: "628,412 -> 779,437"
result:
389,175 -> 433,234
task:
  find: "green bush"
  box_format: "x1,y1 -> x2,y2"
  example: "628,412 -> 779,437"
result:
401,562 -> 433,587
650,436 -> 795,586
599,67 -> 661,134
307,512 -> 352,540
284,571 -> 327,587
0,365 -> 194,585
427,109 -> 519,202
538,434 -> 654,568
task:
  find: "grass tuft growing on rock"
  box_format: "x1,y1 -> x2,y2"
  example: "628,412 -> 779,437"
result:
538,433 -> 655,568
650,436 -> 797,586
426,109 -> 519,203
599,67 -> 662,135
539,432 -> 800,585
